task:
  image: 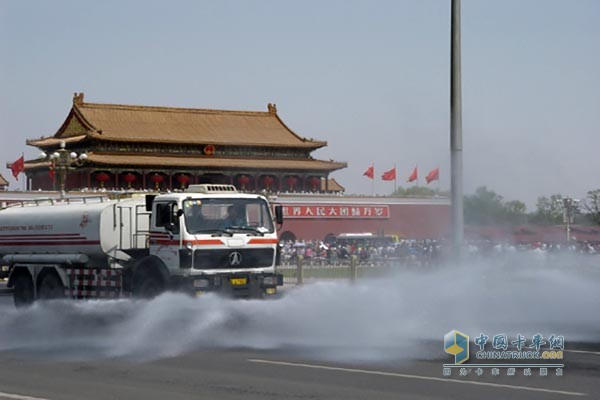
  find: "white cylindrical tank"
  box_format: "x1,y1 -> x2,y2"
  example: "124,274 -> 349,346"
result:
0,197 -> 146,259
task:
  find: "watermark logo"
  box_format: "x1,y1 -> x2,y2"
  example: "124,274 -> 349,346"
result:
442,331 -> 565,378
444,330 -> 469,364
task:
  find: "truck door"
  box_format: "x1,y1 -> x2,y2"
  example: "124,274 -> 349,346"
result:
150,201 -> 181,270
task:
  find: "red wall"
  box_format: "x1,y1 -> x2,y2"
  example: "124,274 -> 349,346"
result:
30,171 -> 88,191
279,203 -> 450,241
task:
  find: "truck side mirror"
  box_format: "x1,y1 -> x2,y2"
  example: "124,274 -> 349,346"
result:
166,222 -> 179,234
145,195 -> 156,212
274,205 -> 284,225
177,209 -> 184,218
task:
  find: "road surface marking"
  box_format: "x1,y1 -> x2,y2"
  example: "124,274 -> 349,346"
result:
248,359 -> 587,397
565,350 -> 600,356
0,392 -> 51,400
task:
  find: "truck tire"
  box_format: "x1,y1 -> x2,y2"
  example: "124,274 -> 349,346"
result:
133,269 -> 165,299
13,274 -> 34,308
38,272 -> 65,300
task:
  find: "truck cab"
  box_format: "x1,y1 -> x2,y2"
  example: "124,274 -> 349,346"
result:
142,184 -> 284,297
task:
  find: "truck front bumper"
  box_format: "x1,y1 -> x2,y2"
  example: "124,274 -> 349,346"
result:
176,272 -> 283,298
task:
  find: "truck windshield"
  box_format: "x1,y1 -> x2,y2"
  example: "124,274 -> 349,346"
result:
182,198 -> 275,235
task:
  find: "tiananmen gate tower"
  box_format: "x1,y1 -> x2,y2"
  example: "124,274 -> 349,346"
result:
24,93 -> 347,192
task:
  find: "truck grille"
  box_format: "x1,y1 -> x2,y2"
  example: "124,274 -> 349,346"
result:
193,248 -> 275,269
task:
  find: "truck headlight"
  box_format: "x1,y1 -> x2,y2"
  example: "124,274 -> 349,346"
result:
193,278 -> 210,288
262,276 -> 275,285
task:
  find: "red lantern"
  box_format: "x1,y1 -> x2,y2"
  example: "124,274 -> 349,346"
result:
310,176 -> 321,191
203,144 -> 216,156
150,173 -> 164,190
286,176 -> 298,191
176,174 -> 190,188
123,173 -> 136,188
262,176 -> 274,189
237,175 -> 250,190
95,172 -> 110,188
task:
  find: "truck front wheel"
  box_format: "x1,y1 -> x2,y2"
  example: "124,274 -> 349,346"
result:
133,269 -> 165,299
13,274 -> 34,308
38,273 -> 65,300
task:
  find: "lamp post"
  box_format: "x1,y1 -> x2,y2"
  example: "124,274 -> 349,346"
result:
450,0 -> 464,262
556,197 -> 579,243
40,140 -> 88,197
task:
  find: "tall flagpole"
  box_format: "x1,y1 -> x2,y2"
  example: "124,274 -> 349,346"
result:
416,164 -> 419,187
450,0 -> 464,262
394,164 -> 397,193
371,164 -> 375,196
21,152 -> 25,192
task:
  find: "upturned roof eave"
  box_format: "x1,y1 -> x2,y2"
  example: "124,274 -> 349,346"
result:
54,105 -> 97,137
272,113 -> 328,150
26,135 -> 89,148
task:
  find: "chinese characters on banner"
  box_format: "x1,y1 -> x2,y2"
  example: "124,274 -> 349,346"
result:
282,204 -> 390,219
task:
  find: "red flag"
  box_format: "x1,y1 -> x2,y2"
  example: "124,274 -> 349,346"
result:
10,155 -> 25,181
363,164 -> 374,179
407,166 -> 418,183
425,167 -> 439,184
381,167 -> 396,181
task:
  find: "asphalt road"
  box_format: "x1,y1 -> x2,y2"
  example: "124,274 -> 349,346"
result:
0,347 -> 598,400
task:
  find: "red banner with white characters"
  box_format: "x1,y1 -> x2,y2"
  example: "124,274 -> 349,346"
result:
282,204 -> 390,219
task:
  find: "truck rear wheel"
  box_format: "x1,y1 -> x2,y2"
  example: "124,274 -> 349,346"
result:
38,273 -> 65,300
13,274 -> 34,308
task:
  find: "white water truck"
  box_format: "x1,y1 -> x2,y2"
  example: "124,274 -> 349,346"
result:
0,185 -> 284,306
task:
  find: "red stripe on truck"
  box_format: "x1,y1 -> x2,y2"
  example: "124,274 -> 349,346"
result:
1,240 -> 101,246
150,239 -> 225,246
0,233 -> 82,238
188,239 -> 225,245
0,237 -> 86,242
248,238 -> 279,244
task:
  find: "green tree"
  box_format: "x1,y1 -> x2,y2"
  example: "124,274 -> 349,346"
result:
464,186 -> 507,225
582,189 -> 600,225
462,186 -> 528,225
505,200 -> 528,225
529,194 -> 563,225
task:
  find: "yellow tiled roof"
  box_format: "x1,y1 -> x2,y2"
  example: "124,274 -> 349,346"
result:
321,177 -> 345,192
28,94 -> 327,149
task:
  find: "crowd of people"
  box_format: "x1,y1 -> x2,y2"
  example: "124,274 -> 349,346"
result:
280,239 -> 442,266
280,238 -> 600,267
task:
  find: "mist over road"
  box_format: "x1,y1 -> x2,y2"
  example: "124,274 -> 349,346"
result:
0,255 -> 598,398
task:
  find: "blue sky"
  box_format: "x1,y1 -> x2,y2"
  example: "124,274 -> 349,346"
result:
1,0 -> 598,208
